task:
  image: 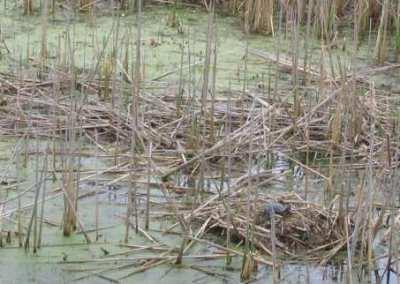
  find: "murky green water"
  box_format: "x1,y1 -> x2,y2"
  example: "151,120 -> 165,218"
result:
0,136 -> 391,284
1,1 -> 377,90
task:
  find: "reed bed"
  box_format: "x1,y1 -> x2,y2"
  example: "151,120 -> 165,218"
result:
0,61 -> 399,170
0,0 -> 400,282
0,55 -> 398,264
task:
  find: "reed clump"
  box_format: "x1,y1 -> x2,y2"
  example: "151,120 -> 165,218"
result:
196,0 -> 398,47
191,193 -> 359,262
23,0 -> 34,15
236,0 -> 275,34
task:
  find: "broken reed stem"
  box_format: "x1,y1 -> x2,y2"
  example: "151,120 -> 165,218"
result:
241,100 -> 256,282
75,103 -> 84,232
224,82 -> 233,266
145,142 -> 152,230
125,179 -> 133,243
271,212 -> 278,284
24,140 -> 45,252
62,102 -> 77,237
37,147 -> 48,249
304,119 -> 310,201
303,0 -> 314,86
13,132 -> 24,248
366,84 -> 376,276
374,0 -> 390,64
210,12 -> 217,144
32,140 -> 40,252
132,0 -> 143,236
95,128 -> 100,241
132,0 -> 142,130
40,0 -> 49,67
24,0 -> 33,15
384,136 -> 395,284
125,0 -> 144,243
201,0 -> 214,117
395,1 -> 400,61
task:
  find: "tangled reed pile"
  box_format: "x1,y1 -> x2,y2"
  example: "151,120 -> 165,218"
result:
190,192 -> 353,262
0,44 -> 399,262
0,57 -> 399,174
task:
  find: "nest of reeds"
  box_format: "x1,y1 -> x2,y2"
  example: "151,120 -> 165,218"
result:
195,193 -> 353,261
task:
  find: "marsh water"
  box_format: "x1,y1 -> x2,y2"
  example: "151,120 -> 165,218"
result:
0,139 -> 380,284
0,2 -> 399,283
